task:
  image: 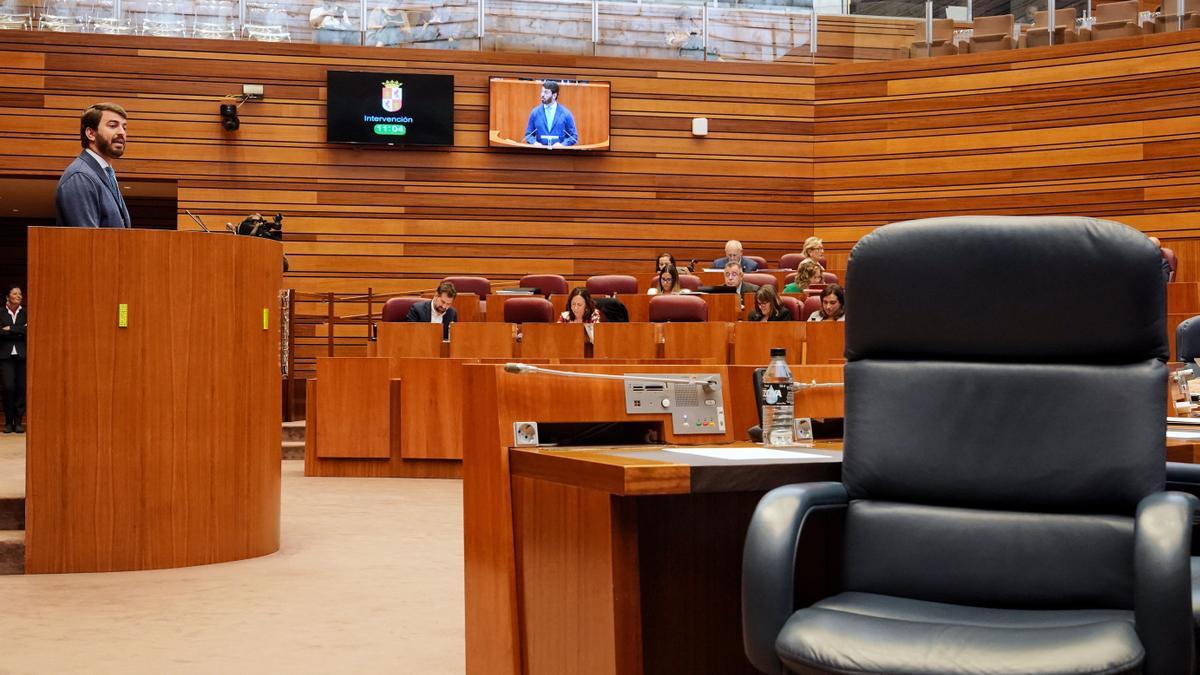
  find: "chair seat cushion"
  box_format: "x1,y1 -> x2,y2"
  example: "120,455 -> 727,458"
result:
1191,557 -> 1200,626
776,592 -> 1142,675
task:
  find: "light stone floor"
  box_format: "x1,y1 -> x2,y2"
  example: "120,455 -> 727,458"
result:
0,434 -> 465,674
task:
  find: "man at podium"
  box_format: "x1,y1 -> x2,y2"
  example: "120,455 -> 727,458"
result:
55,102 -> 131,229
523,81 -> 577,148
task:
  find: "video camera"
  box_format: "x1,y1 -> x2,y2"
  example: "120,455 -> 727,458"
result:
236,213 -> 283,241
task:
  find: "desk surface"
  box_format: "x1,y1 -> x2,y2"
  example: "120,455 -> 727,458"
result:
510,441 -> 843,496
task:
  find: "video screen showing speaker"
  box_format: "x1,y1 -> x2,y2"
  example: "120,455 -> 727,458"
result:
489,77 -> 610,151
327,71 -> 454,146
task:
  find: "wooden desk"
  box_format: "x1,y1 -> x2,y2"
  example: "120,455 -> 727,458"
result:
507,443 -> 843,675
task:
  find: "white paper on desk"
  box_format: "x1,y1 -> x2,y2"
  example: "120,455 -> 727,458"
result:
1168,417 -> 1200,425
663,447 -> 829,461
1166,430 -> 1200,440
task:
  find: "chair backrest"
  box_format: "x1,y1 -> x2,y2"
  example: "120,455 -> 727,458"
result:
972,12 -> 1013,34
1177,316 -> 1200,363
780,296 -> 801,321
841,216 -> 1166,609
442,276 -> 491,299
800,295 -> 821,320
745,255 -> 768,269
821,272 -> 839,284
911,17 -> 955,40
778,253 -> 805,270
649,294 -> 708,322
502,297 -> 555,324
1033,6 -> 1076,27
586,274 -> 638,296
743,273 -> 777,288
519,274 -> 568,296
678,274 -> 702,291
1096,0 -> 1138,21
381,296 -> 422,322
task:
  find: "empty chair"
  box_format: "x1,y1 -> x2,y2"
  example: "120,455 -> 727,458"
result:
242,1 -> 289,40
1023,7 -> 1077,47
193,0 -> 236,38
799,294 -> 821,320
586,274 -> 638,296
778,253 -> 806,270
821,271 -> 839,284
648,294 -> 707,322
743,273 -> 777,288
141,0 -> 186,36
38,0 -> 80,30
967,13 -> 1014,52
1156,0 -> 1200,32
779,295 -> 801,321
0,0 -> 32,29
1082,0 -> 1149,40
519,274 -> 568,296
381,296 -> 423,322
909,18 -> 957,57
745,255 -> 768,269
743,216 -> 1192,675
442,276 -> 491,300
1177,315 -> 1200,375
502,297 -> 554,324
678,274 -> 702,292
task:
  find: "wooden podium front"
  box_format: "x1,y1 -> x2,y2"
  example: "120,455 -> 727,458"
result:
25,228 -> 282,573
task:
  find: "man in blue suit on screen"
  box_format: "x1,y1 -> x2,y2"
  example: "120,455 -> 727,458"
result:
524,81 -> 578,148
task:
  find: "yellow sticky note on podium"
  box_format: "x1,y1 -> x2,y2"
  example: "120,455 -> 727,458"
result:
118,304 -> 128,328
262,308 -> 269,330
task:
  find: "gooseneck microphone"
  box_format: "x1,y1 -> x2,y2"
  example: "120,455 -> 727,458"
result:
503,363 -> 719,392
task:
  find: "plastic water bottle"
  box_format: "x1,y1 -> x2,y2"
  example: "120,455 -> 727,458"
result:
762,347 -> 795,447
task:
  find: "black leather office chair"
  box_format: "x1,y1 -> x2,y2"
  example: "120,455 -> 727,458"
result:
1165,461 -> 1200,673
1179,316 -> 1200,376
742,216 -> 1195,675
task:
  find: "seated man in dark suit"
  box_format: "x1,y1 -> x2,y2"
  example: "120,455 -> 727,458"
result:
712,239 -> 759,272
405,281 -> 458,339
700,261 -> 759,310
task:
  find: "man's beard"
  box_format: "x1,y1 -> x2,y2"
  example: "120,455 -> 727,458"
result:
97,134 -> 125,159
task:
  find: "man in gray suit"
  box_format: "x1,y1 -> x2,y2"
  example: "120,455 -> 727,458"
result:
55,102 -> 131,228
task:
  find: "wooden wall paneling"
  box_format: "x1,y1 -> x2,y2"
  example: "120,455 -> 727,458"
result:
707,293 -> 742,323
1168,282 -> 1200,314
804,320 -> 846,365
621,295 -> 651,323
375,322 -> 444,358
726,363 -> 844,438
593,322 -> 660,359
732,321 -> 806,365
450,322 -> 516,358
520,322 -> 587,359
313,357 -> 393,459
662,322 -> 733,362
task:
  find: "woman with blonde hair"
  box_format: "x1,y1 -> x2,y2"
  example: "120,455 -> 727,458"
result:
782,259 -> 825,293
801,236 -> 825,264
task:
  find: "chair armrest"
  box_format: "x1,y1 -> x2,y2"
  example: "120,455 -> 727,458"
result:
1135,490 -> 1196,675
742,481 -> 848,674
1166,461 -> 1200,490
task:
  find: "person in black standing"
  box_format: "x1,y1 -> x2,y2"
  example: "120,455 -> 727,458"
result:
0,286 -> 26,434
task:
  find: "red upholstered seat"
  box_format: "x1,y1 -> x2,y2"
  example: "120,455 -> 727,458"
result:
586,275 -> 638,296
502,297 -> 555,324
778,253 -> 805,270
381,297 -> 423,322
785,272 -> 797,285
822,272 -> 839,285
519,274 -> 569,296
744,273 -> 777,288
649,295 -> 708,322
678,274 -> 702,291
780,296 -> 802,321
745,255 -> 768,269
442,276 -> 491,299
801,295 -> 821,320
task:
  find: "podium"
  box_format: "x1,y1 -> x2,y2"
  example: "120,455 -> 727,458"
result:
462,363 -> 843,674
25,228 -> 283,573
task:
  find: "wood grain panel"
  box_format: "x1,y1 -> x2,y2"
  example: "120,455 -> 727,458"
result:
520,322 -> 587,359
25,228 -> 281,574
375,322 -> 445,358
594,322 -> 660,359
662,322 -> 732,362
313,357 -> 393,458
450,322 -> 516,358
732,321 -> 806,365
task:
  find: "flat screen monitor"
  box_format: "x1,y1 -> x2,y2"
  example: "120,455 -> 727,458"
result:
326,71 -> 454,146
488,77 -> 610,151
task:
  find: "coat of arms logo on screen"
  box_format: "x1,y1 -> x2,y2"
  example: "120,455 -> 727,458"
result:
381,80 -> 403,112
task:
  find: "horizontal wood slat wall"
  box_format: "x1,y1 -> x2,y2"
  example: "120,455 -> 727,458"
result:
812,32 -> 1200,282
2,30 -> 1200,290
0,32 -> 816,294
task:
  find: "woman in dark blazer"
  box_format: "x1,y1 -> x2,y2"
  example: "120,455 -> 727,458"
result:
0,286 -> 27,433
746,285 -> 792,322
